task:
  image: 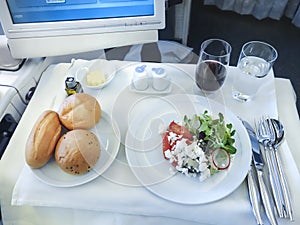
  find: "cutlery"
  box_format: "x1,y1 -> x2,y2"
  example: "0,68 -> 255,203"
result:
256,117 -> 284,218
243,120 -> 278,225
242,120 -> 264,225
270,118 -> 294,221
247,162 -> 264,225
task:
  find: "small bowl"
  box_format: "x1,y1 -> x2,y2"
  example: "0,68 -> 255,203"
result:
76,59 -> 116,90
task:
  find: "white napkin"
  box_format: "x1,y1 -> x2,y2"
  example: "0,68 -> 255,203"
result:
13,164 -> 254,225
12,140 -> 300,225
124,40 -> 194,63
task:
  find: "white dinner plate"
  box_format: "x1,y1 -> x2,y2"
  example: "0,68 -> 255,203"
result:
30,112 -> 121,187
125,94 -> 252,204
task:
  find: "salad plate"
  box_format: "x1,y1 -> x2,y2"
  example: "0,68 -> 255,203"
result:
31,112 -> 121,187
125,94 -> 252,204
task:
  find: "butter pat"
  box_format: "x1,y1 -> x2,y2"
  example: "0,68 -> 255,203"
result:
86,71 -> 106,86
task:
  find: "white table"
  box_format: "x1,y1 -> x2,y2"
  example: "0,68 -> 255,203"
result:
1,60 -> 299,225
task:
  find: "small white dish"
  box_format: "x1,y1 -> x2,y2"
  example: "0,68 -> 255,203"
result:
76,59 -> 116,90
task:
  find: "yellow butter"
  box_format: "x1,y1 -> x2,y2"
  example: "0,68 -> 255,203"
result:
86,71 -> 106,86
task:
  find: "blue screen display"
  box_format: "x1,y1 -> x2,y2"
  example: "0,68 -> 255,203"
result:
7,0 -> 155,24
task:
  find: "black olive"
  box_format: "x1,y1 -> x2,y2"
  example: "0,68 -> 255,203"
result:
198,131 -> 206,140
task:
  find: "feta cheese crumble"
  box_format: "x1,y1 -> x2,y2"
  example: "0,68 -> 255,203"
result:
164,134 -> 211,182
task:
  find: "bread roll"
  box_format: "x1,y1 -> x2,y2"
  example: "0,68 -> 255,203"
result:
25,110 -> 62,169
58,93 -> 101,130
55,129 -> 100,175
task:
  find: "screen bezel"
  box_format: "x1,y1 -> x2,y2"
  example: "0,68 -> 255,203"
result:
0,0 -> 165,38
0,0 -> 165,58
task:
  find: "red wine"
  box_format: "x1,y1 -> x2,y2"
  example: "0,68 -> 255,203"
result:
195,60 -> 227,92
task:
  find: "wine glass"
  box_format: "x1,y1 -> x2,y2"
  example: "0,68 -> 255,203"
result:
195,39 -> 232,94
232,41 -> 278,102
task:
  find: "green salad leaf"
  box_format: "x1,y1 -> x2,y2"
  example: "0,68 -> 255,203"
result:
183,111 -> 237,154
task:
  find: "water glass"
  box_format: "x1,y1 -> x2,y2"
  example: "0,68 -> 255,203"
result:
232,41 -> 278,102
195,39 -> 232,94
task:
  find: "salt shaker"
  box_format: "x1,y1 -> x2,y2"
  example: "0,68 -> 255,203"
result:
132,65 -> 149,90
152,67 -> 169,91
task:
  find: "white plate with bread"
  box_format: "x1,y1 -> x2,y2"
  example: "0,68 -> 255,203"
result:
30,112 -> 120,187
25,93 -> 121,187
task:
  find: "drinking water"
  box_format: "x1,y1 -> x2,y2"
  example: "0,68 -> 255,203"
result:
238,56 -> 270,78
232,56 -> 271,102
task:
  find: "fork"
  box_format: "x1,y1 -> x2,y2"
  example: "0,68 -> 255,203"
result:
267,118 -> 294,220
255,116 -> 284,218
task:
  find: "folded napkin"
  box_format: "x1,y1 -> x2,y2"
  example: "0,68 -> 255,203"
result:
123,40 -> 194,63
13,161 -> 253,225
10,61 -> 300,225
12,141 -> 300,225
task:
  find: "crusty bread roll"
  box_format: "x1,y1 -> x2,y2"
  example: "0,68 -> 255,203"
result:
55,129 -> 101,175
58,93 -> 101,130
25,110 -> 62,169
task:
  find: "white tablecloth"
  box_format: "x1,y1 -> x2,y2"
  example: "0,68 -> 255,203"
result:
1,60 -> 300,225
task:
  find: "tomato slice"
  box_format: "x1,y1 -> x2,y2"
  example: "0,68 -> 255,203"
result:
162,131 -> 171,159
168,121 -> 193,141
212,148 -> 231,170
162,122 -> 193,167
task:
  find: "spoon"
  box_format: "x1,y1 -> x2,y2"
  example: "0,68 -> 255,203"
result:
271,119 -> 294,221
271,119 -> 284,148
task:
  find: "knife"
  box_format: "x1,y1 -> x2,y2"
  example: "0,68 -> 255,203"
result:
247,162 -> 264,225
242,120 -> 278,225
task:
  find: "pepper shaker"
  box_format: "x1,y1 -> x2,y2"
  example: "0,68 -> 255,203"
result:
152,67 -> 170,91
